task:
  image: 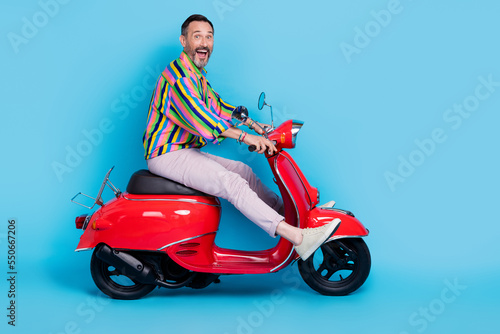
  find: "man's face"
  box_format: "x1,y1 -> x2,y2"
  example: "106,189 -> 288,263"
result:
180,21 -> 214,70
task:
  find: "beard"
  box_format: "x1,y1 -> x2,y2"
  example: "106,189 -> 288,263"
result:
185,44 -> 212,70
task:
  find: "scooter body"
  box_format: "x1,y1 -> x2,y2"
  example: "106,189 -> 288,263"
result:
72,95 -> 371,299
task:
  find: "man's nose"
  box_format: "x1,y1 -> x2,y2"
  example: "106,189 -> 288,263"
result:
200,37 -> 208,47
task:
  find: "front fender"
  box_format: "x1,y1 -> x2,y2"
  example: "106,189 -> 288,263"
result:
306,207 -> 369,239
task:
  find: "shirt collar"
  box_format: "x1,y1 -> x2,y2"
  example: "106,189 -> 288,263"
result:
180,51 -> 207,78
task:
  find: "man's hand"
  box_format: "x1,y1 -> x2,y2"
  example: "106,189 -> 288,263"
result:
219,126 -> 276,154
246,119 -> 271,136
243,133 -> 277,154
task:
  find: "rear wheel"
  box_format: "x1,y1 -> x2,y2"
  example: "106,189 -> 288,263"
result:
298,238 -> 371,296
90,249 -> 156,300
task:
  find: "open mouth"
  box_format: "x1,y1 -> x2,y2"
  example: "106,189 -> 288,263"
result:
196,49 -> 209,59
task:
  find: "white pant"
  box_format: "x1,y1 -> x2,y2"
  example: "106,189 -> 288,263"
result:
147,148 -> 284,237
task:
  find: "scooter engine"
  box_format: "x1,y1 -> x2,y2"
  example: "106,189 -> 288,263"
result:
160,256 -> 220,289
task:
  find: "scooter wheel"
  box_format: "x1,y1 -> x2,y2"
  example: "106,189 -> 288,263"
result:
298,238 -> 371,296
90,249 -> 156,300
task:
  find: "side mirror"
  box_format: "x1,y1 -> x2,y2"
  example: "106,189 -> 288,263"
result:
258,92 -> 266,110
231,106 -> 249,122
257,92 -> 274,130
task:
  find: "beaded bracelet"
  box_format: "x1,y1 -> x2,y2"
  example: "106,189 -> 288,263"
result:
237,131 -> 246,144
248,120 -> 254,130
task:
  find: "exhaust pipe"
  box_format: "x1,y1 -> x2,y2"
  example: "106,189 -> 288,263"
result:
94,244 -> 195,289
95,244 -> 157,285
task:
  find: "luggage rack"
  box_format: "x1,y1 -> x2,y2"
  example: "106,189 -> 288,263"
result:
71,166 -> 121,209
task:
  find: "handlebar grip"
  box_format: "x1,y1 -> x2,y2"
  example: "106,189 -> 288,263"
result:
248,145 -> 257,152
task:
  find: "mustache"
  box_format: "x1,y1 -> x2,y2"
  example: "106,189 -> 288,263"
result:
196,47 -> 211,54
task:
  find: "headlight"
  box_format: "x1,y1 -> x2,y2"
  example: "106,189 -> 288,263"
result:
291,120 -> 304,147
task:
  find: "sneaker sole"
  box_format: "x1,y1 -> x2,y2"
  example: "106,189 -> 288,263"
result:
300,218 -> 341,261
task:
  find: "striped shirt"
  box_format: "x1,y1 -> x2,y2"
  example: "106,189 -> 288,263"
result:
143,52 -> 236,159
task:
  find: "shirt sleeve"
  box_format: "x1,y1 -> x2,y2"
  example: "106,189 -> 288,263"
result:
170,76 -> 234,144
209,85 -> 236,122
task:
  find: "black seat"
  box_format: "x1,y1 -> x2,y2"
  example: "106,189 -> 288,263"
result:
126,170 -> 211,196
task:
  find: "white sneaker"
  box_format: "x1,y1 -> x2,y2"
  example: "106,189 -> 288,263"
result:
294,219 -> 341,261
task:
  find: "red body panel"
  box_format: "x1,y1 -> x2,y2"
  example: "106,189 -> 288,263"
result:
166,239 -> 294,274
76,120 -> 369,274
267,151 -> 319,228
76,194 -> 221,251
268,120 -> 296,149
266,151 -> 368,262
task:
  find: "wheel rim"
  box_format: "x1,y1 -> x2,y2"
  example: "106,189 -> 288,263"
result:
96,258 -> 151,293
308,240 -> 360,287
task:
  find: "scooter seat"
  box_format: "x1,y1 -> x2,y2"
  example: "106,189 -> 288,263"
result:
126,169 -> 211,196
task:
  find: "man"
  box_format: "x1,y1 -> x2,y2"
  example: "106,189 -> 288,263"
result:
143,14 -> 339,260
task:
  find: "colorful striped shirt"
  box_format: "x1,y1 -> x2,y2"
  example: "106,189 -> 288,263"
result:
143,52 -> 236,159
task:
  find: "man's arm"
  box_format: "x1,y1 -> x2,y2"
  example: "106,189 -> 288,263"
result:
219,127 -> 277,154
171,77 -> 234,144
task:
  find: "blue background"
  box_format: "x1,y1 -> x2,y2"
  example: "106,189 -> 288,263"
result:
1,0 -> 499,333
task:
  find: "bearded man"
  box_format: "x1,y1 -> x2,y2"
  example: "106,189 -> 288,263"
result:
143,14 -> 339,260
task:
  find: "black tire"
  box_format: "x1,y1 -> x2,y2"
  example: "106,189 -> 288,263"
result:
298,238 -> 371,296
90,249 -> 156,300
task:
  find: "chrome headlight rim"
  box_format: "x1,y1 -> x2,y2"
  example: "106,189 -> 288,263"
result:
291,120 -> 304,147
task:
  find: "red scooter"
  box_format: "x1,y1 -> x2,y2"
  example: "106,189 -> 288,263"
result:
72,93 -> 371,299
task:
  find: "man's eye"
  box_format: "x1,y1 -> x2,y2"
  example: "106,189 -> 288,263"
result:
207,36 -> 212,40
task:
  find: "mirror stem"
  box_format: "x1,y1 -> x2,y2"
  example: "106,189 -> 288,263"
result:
270,106 -> 274,131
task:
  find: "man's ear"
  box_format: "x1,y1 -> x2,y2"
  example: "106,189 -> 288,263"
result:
179,35 -> 186,48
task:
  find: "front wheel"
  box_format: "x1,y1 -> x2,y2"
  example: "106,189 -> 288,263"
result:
298,238 -> 371,296
90,249 -> 156,300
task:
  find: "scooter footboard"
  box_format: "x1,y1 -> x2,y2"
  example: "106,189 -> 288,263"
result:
307,207 -> 369,239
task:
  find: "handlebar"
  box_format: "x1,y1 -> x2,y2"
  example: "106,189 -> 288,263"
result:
247,140 -> 277,152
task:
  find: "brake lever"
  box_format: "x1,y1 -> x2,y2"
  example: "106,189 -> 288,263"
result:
253,123 -> 270,139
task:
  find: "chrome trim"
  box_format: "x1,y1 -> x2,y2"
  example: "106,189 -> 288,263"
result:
157,232 -> 216,251
319,207 -> 355,217
82,214 -> 92,230
269,154 -> 300,273
291,120 -> 304,147
270,247 -> 295,272
123,195 -> 220,207
75,247 -> 92,252
328,234 -> 369,241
